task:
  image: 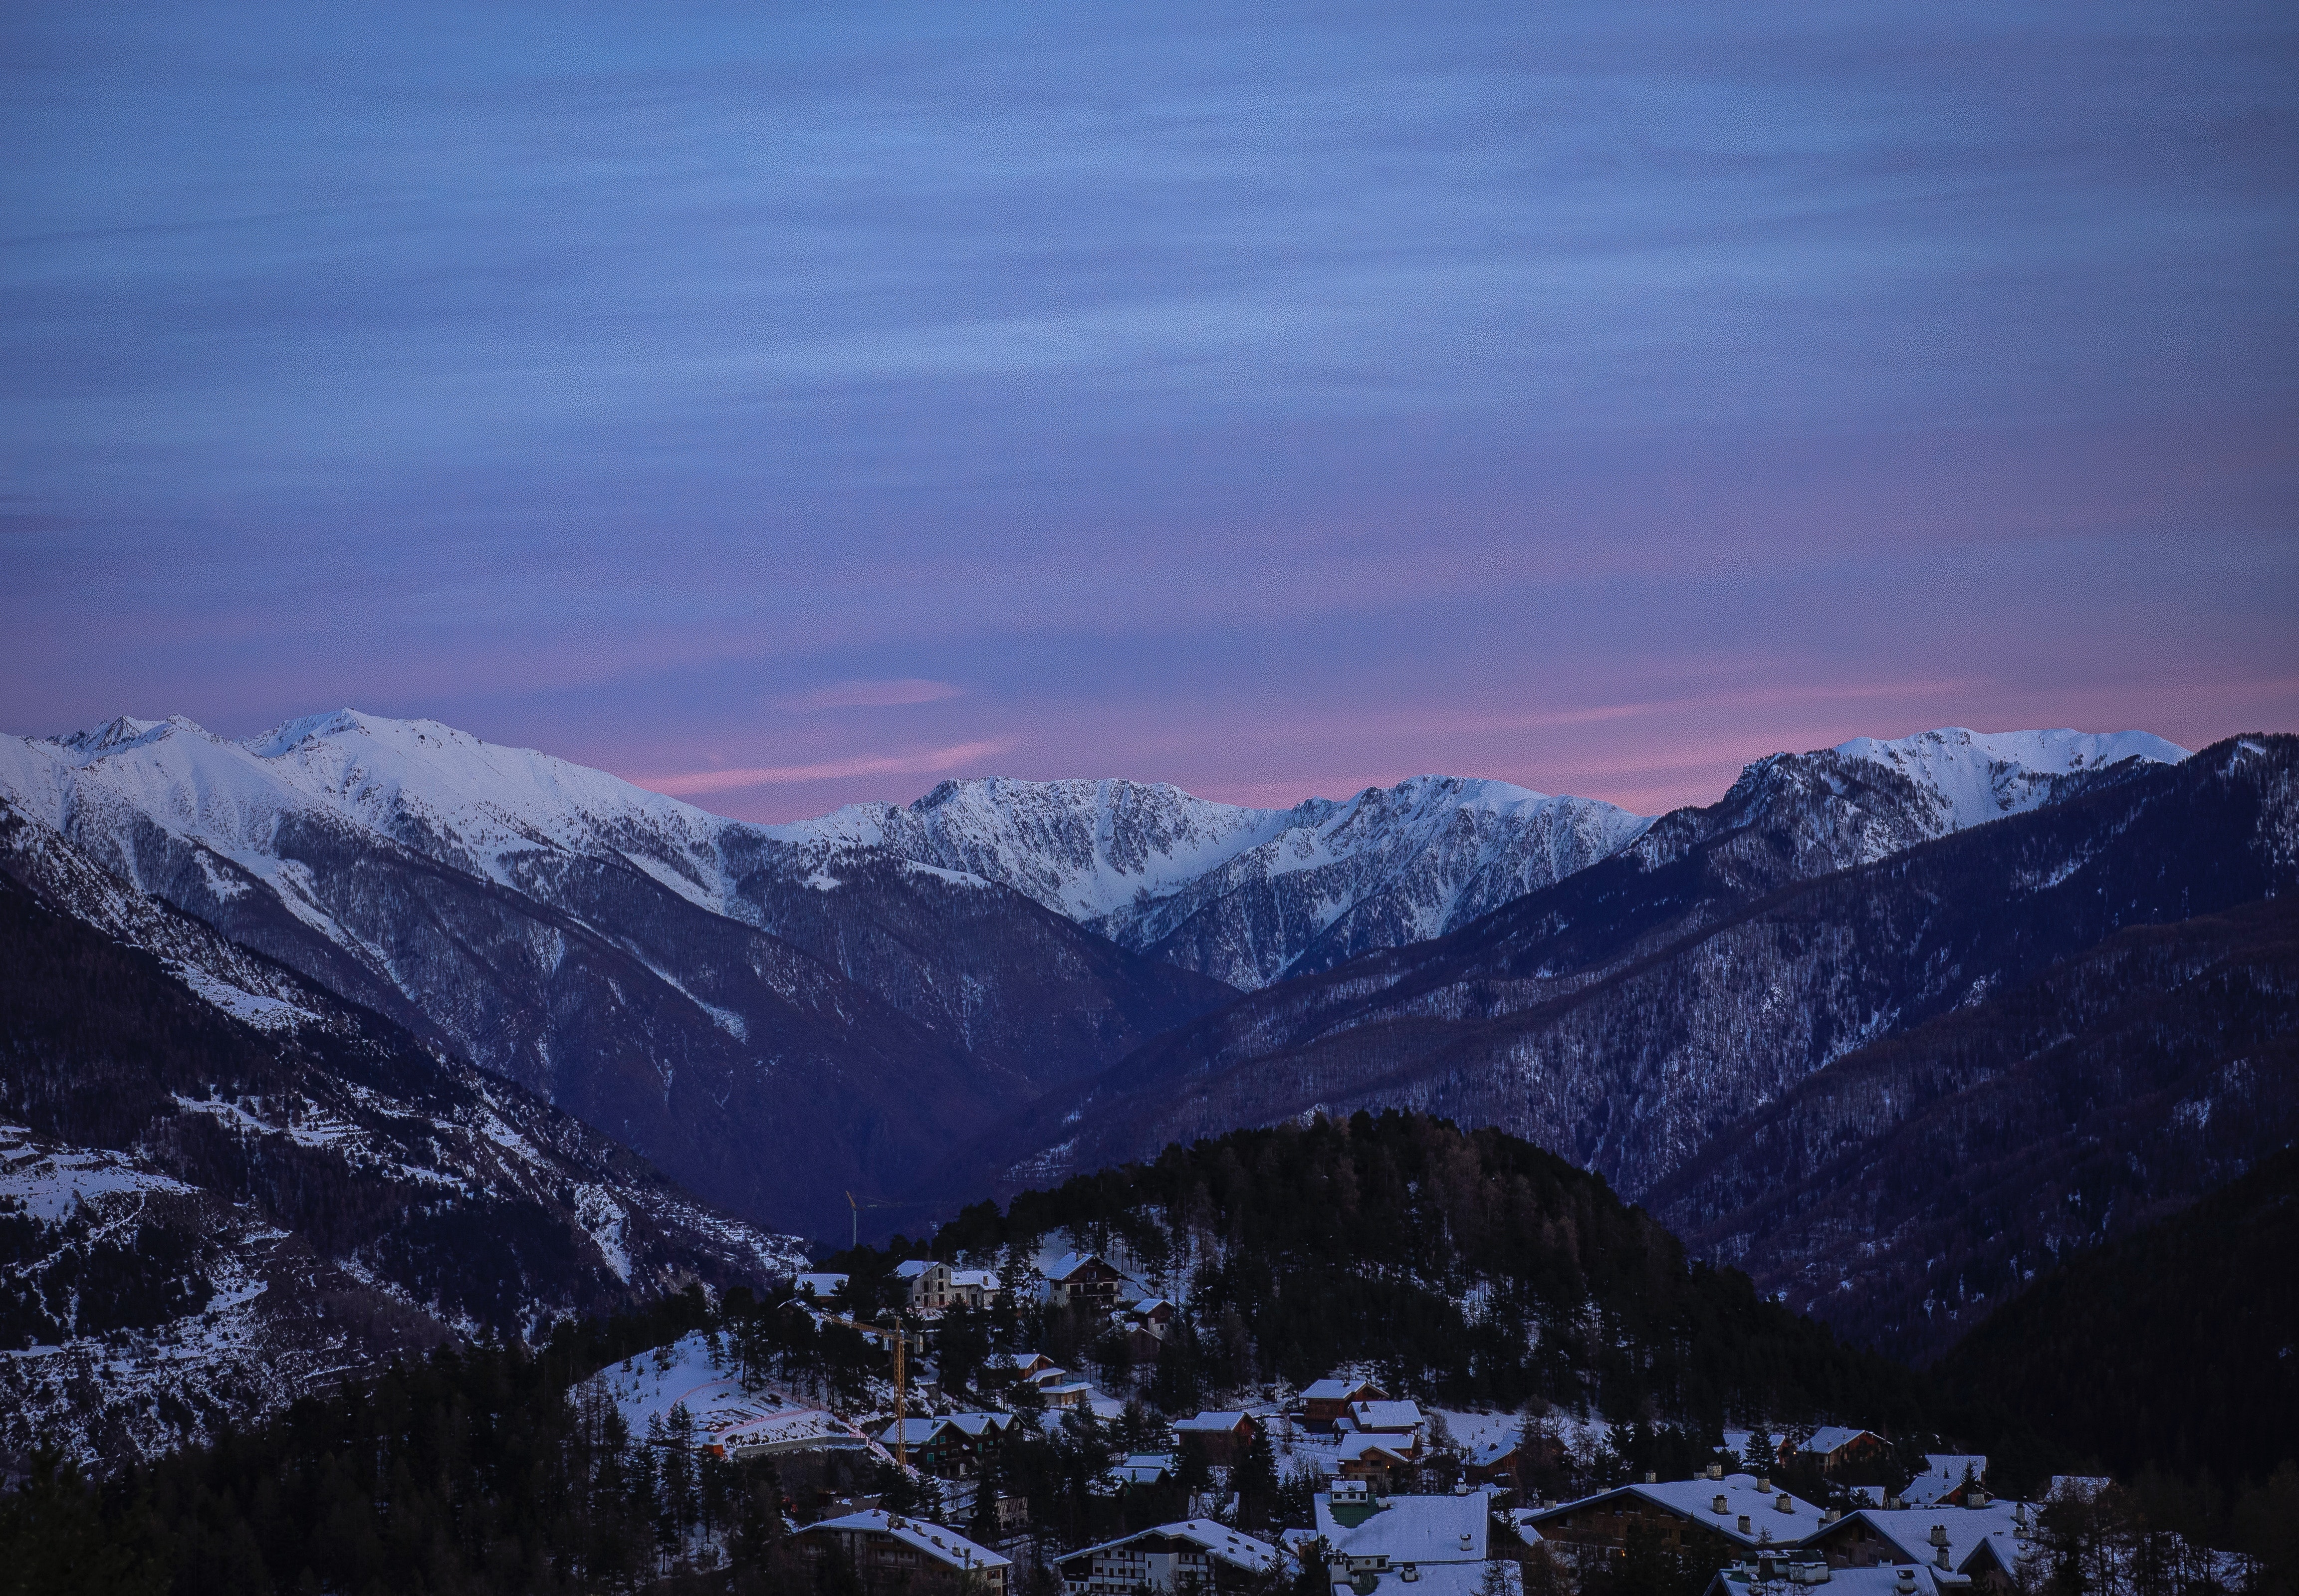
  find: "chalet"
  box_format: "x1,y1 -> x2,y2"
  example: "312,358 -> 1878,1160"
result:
1523,1474 -> 1830,1556
1114,1453 -> 1177,1486
1173,1411 -> 1262,1467
1335,1434 -> 1419,1487
1345,1400 -> 1424,1437
1706,1558 -> 1966,1596
981,1352 -> 1059,1384
1039,1379 -> 1095,1410
1902,1457 -> 1988,1509
1303,1377 -> 1389,1432
946,1410 -> 1016,1466
1464,1438 -> 1523,1491
880,1417 -> 974,1477
1803,1504 -> 2030,1592
797,1509 -> 1012,1596
1056,1519 -> 1281,1596
948,1267 -> 1002,1308
897,1259 -> 957,1310
1310,1482 -> 1491,1595
1046,1252 -> 1132,1314
1787,1428 -> 1890,1477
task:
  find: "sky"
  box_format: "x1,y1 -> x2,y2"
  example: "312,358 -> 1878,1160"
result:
3,0 -> 2294,821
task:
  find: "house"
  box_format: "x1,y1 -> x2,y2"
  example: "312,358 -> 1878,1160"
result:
1056,1519 -> 1281,1595
1173,1411 -> 1262,1467
797,1509 -> 1012,1596
880,1417 -> 975,1477
1346,1400 -> 1425,1437
1335,1434 -> 1419,1487
1046,1252 -> 1133,1314
1803,1504 -> 2031,1592
794,1272 -> 850,1300
981,1352 -> 1059,1384
1309,1481 -> 1491,1594
1465,1438 -> 1523,1491
1114,1453 -> 1177,1487
1787,1428 -> 1891,1477
1902,1457 -> 1989,1508
1706,1558 -> 1967,1596
1039,1379 -> 1095,1410
897,1259 -> 957,1310
1303,1378 -> 1389,1432
946,1411 -> 1017,1468
1522,1474 -> 1830,1555
948,1268 -> 1002,1308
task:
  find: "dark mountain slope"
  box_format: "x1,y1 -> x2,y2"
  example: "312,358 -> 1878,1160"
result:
0,863 -> 800,1471
1935,1143 -> 2299,1489
1645,896 -> 2299,1363
938,735 -> 2297,1207
918,1110 -> 1931,1432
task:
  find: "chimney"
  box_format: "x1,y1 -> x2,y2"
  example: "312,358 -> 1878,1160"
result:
1646,1472 -> 1658,1485
1823,1509 -> 1840,1524
1739,1516 -> 1753,1535
1936,1549 -> 1952,1571
1715,1496 -> 1731,1515
1759,1477 -> 1773,1493
1929,1526 -> 1949,1548
1778,1494 -> 1794,1514
1896,1571 -> 1916,1592
1710,1464 -> 1725,1481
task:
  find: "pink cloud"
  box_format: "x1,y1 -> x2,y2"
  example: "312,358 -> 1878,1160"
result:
636,737 -> 1014,796
776,679 -> 964,711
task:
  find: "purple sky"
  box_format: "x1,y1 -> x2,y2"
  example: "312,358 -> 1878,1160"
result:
4,0 -> 2294,821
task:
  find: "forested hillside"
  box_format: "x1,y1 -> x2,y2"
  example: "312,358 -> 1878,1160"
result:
1648,897 -> 2299,1362
896,1111 -> 1930,1433
1934,1144 -> 2299,1492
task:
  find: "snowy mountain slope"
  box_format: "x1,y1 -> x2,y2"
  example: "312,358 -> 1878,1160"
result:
1831,726 -> 2189,834
0,715 -> 1231,1237
0,846 -> 808,1472
770,773 -> 1652,989
763,728 -> 2182,990
924,728 -> 2220,1206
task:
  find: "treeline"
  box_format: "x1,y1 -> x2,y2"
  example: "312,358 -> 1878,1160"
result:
849,1111 -> 1931,1435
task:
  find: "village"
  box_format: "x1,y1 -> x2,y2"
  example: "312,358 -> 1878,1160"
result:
573,1247 -> 2184,1596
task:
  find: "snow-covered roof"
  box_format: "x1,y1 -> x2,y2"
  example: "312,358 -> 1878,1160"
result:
1304,1377 -> 1382,1400
1830,1505 -> 2027,1576
1351,1561 -> 1521,1596
804,1510 -> 1011,1574
878,1417 -> 955,1446
950,1268 -> 999,1290
1176,1411 -> 1256,1433
1526,1475 -> 1828,1549
1467,1438 -> 1520,1468
1709,1560 -> 1964,1596
1799,1427 -> 1881,1456
984,1351 -> 1052,1370
945,1411 -> 1015,1438
1351,1400 -> 1424,1431
895,1259 -> 939,1279
1063,1519 -> 1281,1574
1314,1491 -> 1488,1564
1338,1434 -> 1416,1463
1045,1251 -> 1108,1281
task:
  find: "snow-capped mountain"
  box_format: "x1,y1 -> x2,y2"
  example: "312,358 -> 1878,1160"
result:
928,727 -> 2240,1207
0,813 -> 806,1470
771,774 -> 1654,988
0,706 -> 2198,1239
0,712 -> 1233,1238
